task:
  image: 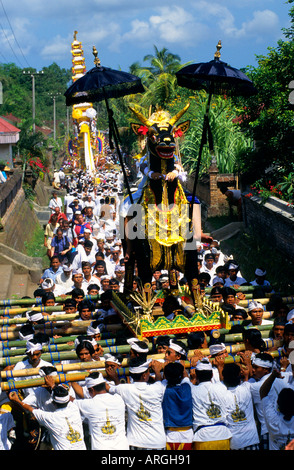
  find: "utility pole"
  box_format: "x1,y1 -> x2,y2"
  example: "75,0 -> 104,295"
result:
48,92 -> 61,140
22,70 -> 44,133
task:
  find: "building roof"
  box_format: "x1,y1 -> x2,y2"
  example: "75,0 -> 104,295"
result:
0,116 -> 20,134
0,116 -> 20,144
2,113 -> 52,137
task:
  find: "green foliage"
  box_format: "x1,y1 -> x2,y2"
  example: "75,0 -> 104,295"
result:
0,62 -> 71,137
123,47 -> 250,174
231,4 -> 294,182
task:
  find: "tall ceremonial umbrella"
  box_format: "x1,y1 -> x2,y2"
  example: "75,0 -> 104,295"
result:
64,47 -> 145,203
175,40 -> 258,211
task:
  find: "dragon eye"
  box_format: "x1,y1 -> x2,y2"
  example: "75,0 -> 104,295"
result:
150,133 -> 157,143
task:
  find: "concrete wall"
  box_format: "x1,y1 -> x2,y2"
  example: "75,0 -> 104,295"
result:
242,194 -> 294,263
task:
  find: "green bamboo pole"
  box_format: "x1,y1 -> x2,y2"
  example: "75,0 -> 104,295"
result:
0,323 -> 123,341
1,348 -> 282,391
0,294 -> 100,307
0,327 -> 274,358
0,338 -> 281,375
0,334 -> 118,350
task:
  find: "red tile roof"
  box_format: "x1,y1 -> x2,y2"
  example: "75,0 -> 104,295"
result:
0,116 -> 20,133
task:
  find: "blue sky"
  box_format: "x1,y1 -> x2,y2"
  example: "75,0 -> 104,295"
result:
0,0 -> 291,74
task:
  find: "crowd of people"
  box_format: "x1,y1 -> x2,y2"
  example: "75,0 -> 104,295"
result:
0,145 -> 294,453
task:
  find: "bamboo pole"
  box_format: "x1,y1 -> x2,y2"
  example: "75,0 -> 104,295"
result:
1,347 -> 282,391
0,294 -> 100,307
0,338 -> 281,378
0,334 -> 118,350
0,326 -> 274,358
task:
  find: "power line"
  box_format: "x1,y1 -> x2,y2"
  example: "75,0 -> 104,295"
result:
0,0 -> 30,68
0,0 -> 31,68
0,20 -> 24,67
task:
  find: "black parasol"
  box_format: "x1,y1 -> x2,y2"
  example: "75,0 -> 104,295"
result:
64,47 -> 145,203
175,41 -> 258,209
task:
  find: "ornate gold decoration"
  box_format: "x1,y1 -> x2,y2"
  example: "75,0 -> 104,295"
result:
136,395 -> 151,422
101,409 -> 116,435
93,46 -> 101,67
214,40 -> 222,60
129,284 -> 159,317
65,417 -> 82,444
206,393 -> 222,419
231,396 -> 246,422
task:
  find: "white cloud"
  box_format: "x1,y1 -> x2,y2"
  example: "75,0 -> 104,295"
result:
122,6 -> 208,47
191,1 -> 280,42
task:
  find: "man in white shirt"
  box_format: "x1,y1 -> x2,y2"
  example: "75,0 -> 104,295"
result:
191,357 -> 232,450
107,358 -> 166,450
48,191 -> 63,214
9,384 -> 86,450
75,372 -> 129,450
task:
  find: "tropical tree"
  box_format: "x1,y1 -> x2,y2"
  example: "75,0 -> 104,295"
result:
231,0 -> 294,185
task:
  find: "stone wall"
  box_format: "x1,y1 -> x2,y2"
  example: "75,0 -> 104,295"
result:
0,185 -> 40,252
184,157 -> 239,218
242,194 -> 294,263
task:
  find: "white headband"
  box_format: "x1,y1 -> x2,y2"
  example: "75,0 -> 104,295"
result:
255,268 -> 266,277
195,358 -> 212,371
52,386 -> 70,403
209,343 -> 226,355
87,324 -> 101,336
248,301 -> 263,312
26,341 -> 42,354
129,358 -> 152,374
85,373 -> 105,389
127,338 -> 149,353
252,357 -> 273,369
104,353 -> 121,365
169,340 -> 187,357
26,311 -> 44,322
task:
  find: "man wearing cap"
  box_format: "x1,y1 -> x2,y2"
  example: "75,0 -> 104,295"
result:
247,300 -> 273,327
224,262 -> 247,288
250,267 -> 273,293
191,357 -> 232,450
75,372 -> 129,450
9,384 -> 86,450
107,357 -> 166,450
200,253 -> 216,280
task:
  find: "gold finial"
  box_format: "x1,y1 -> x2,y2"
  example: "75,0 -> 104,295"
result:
93,46 -> 101,67
214,40 -> 222,60
73,30 -> 78,41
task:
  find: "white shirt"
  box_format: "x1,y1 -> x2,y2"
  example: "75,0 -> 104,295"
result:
250,372 -> 272,436
109,381 -> 166,449
49,197 -> 63,213
225,382 -> 259,449
13,358 -> 53,397
76,393 -> 129,450
224,276 -> 247,287
261,395 -> 294,450
33,401 -> 86,450
191,381 -> 232,442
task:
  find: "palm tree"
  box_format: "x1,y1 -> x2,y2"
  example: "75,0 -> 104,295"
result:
143,46 -> 182,75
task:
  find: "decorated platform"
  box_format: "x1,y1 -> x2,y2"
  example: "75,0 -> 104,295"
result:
110,286 -> 229,340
